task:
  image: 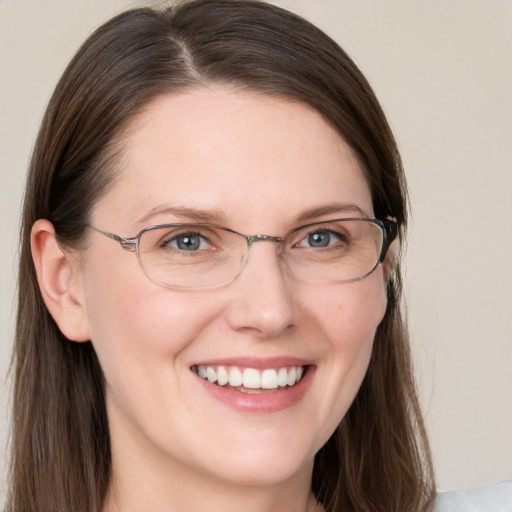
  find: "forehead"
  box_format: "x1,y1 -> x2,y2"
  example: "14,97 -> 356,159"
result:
94,87 -> 373,229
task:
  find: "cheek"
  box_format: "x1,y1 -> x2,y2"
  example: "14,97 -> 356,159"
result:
330,276 -> 386,373
87,288 -> 208,355
81,253 -> 223,389
301,272 -> 387,430
305,270 -> 387,348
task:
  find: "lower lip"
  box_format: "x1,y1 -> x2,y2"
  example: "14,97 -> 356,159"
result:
194,367 -> 315,413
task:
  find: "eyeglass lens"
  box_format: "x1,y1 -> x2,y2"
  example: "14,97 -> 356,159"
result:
135,219 -> 384,290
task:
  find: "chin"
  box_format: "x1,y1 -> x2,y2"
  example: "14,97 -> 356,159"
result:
188,430 -> 318,488
206,455 -> 313,488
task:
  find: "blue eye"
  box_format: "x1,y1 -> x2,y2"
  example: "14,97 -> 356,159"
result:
307,231 -> 330,247
163,232 -> 210,251
299,230 -> 343,248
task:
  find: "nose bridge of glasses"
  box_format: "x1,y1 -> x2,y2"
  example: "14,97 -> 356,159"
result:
245,234 -> 283,248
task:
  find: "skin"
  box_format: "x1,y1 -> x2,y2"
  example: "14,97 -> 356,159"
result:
32,87 -> 392,512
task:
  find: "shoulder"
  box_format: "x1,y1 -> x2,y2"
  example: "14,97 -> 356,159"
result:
432,481 -> 512,512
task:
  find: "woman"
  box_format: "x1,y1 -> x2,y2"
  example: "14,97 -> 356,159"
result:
8,1 -> 436,510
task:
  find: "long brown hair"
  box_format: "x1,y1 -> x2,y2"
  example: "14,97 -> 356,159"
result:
8,1 -> 435,510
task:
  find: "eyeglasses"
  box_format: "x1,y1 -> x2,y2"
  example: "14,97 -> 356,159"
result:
87,218 -> 397,290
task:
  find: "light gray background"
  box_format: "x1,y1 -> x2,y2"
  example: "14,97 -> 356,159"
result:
1,0 -> 511,503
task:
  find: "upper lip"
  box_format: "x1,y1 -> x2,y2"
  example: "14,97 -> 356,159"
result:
190,356 -> 314,369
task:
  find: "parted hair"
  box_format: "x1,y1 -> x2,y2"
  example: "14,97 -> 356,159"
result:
8,1 -> 435,511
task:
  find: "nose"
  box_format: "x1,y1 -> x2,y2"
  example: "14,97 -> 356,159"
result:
224,241 -> 296,339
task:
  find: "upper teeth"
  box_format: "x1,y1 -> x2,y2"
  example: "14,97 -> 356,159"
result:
194,365 -> 304,390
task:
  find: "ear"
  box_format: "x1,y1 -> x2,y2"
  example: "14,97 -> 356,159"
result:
31,219 -> 90,342
382,238 -> 399,285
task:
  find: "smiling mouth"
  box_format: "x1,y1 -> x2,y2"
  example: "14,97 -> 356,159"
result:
191,365 -> 306,393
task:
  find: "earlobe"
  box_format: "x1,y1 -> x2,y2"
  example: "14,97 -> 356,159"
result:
31,219 -> 90,342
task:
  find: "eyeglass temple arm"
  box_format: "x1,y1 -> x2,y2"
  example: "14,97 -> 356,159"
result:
87,225 -> 137,252
379,219 -> 399,262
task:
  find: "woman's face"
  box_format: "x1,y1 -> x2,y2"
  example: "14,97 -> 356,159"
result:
77,88 -> 388,488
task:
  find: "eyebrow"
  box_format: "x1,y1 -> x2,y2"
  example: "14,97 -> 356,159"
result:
294,203 -> 370,223
136,202 -> 370,226
136,205 -> 227,225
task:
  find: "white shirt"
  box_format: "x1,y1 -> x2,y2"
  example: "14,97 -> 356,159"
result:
433,481 -> 512,511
